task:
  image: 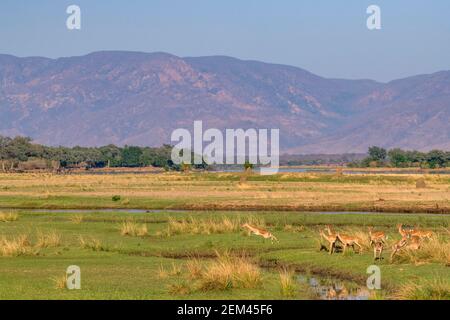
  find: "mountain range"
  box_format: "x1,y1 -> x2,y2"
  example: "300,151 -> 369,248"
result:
0,51 -> 449,153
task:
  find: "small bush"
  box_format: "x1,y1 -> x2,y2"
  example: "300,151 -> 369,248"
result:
416,178 -> 427,188
112,195 -> 121,202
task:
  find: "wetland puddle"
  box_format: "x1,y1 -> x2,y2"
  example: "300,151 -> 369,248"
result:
297,275 -> 371,300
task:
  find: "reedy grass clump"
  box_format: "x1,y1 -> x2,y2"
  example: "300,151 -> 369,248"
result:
395,237 -> 450,265
70,214 -> 84,224
119,221 -> 148,237
0,211 -> 19,222
168,280 -> 192,295
283,224 -> 305,233
52,275 -> 68,289
36,231 -> 61,248
165,216 -> 265,236
158,263 -> 182,279
196,251 -> 262,291
279,268 -> 297,298
393,278 -> 450,300
79,236 -> 106,251
0,235 -> 33,257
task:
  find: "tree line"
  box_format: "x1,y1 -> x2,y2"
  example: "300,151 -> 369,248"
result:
0,136 -> 183,171
349,146 -> 450,169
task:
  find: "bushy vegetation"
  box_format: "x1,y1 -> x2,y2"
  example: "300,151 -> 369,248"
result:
348,146 -> 450,169
0,135 -> 182,171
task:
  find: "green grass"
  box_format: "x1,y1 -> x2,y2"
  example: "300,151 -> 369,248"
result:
0,210 -> 448,299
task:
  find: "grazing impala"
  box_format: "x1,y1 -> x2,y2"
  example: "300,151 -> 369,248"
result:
327,225 -> 362,253
242,223 -> 278,243
390,235 -> 422,261
336,233 -> 363,254
368,227 -> 387,246
319,229 -> 338,255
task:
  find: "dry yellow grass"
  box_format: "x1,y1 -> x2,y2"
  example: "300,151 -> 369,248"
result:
36,231 -> 61,248
51,275 -> 68,289
284,224 -> 305,233
70,214 -> 84,224
0,211 -> 18,222
165,216 -> 265,236
196,252 -> 262,291
79,236 -> 104,251
186,258 -> 203,280
119,221 -> 148,237
395,237 -> 450,265
279,268 -> 297,298
393,278 -> 450,300
0,235 -> 32,257
1,172 -> 449,213
158,263 -> 182,279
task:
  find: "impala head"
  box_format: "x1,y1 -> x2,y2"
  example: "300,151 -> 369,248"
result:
368,226 -> 373,232
242,223 -> 250,228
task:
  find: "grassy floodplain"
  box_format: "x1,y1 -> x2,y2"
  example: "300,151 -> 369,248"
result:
0,171 -> 449,213
0,171 -> 449,300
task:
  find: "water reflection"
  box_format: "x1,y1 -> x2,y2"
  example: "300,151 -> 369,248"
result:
298,275 -> 372,300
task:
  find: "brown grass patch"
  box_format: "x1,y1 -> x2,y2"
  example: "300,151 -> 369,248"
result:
0,235 -> 33,257
119,221 -> 148,237
395,237 -> 450,265
279,268 -> 297,297
195,251 -> 262,291
393,278 -> 450,300
36,231 -> 61,248
0,211 -> 19,222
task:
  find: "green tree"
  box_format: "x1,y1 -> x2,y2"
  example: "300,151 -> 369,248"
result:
368,146 -> 387,162
121,146 -> 143,167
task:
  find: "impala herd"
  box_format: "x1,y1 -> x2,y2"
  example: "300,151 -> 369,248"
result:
242,222 -> 433,262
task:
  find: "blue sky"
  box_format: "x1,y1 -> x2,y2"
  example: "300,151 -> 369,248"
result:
1,0 -> 449,82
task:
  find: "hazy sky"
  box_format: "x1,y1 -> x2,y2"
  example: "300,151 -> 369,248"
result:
1,0 -> 449,82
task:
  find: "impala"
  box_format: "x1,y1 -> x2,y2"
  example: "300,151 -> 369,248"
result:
242,223 -> 278,243
319,229 -> 338,255
397,224 -> 411,238
390,235 -> 422,261
373,241 -> 384,261
368,227 -> 387,246
409,228 -> 433,240
336,233 -> 363,254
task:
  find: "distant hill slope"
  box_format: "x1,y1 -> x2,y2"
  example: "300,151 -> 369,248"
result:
0,51 -> 448,153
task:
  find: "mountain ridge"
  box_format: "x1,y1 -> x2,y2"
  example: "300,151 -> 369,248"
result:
0,51 -> 448,153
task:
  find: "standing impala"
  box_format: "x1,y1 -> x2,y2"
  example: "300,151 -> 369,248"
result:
242,223 -> 278,243
397,224 -> 410,238
326,225 -> 362,254
368,227 -> 387,246
319,229 -> 338,255
373,241 -> 384,261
